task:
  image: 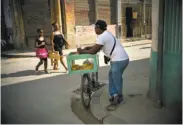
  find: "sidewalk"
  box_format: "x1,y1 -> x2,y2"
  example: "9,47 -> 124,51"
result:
1,40 -> 151,58
90,58 -> 181,124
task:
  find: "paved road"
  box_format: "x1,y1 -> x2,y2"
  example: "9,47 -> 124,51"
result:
1,74 -> 83,124
1,41 -> 151,124
71,97 -> 102,124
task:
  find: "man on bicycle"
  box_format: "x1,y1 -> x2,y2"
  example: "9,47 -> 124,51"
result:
77,20 -> 129,110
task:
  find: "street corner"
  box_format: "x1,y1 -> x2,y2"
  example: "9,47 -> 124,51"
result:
70,82 -> 108,123
90,85 -> 110,122
70,88 -> 103,124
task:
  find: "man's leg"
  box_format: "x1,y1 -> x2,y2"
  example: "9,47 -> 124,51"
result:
106,60 -> 129,111
112,60 -> 129,102
111,62 -> 122,98
107,67 -> 119,111
108,69 -> 118,97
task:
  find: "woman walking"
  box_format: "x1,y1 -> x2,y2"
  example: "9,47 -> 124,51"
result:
51,22 -> 69,71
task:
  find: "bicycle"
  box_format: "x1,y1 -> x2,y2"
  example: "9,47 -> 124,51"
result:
68,51 -> 102,108
80,54 -> 102,108
81,71 -> 100,108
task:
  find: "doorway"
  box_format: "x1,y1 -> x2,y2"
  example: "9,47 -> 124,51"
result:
126,7 -> 133,37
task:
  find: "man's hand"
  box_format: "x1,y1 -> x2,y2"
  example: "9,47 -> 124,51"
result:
70,52 -> 78,54
84,46 -> 92,50
77,44 -> 102,54
77,48 -> 83,54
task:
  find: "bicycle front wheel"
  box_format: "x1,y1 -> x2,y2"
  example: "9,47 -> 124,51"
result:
81,74 -> 91,108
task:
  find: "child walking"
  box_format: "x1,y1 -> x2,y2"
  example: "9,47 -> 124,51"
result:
35,28 -> 49,74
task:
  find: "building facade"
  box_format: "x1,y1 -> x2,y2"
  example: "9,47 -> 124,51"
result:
2,0 -> 152,49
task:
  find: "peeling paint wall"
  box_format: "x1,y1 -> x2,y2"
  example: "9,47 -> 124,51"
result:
75,25 -> 116,45
22,0 -> 52,49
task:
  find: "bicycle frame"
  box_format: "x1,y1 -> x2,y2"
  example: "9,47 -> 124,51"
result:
83,54 -> 99,88
80,54 -> 100,108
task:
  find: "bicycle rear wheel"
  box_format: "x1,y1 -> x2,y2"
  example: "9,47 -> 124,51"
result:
81,74 -> 92,108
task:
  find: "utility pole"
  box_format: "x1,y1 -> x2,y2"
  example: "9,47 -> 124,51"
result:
116,0 -> 122,39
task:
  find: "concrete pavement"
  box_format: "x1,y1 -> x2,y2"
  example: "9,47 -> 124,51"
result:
1,40 -> 154,124
1,40 -> 152,86
1,73 -> 84,124
1,40 -> 151,58
90,58 -> 182,124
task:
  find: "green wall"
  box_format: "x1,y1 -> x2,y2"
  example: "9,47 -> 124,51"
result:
162,53 -> 182,107
149,0 -> 182,108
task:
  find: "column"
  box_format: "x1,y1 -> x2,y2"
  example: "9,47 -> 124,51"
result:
64,0 -> 76,48
116,0 -> 122,39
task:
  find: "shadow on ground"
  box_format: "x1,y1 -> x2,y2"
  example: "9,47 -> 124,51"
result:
1,70 -> 45,78
1,58 -> 181,124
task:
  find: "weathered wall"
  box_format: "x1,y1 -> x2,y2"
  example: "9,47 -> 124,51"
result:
10,0 -> 26,49
22,4 -> 51,37
149,0 -> 182,108
96,0 -> 111,24
68,0 -> 116,48
22,0 -> 52,49
74,0 -> 95,25
2,0 -> 13,45
64,0 -> 75,48
50,0 -> 62,28
75,25 -> 116,45
161,0 -> 182,107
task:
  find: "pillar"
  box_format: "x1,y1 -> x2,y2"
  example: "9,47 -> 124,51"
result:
50,0 -> 62,30
10,0 -> 26,49
116,0 -> 122,39
147,0 -> 159,101
64,0 -> 76,48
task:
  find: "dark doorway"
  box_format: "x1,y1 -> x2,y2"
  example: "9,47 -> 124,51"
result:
126,7 -> 133,37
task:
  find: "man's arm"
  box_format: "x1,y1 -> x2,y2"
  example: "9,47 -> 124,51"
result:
83,45 -> 94,50
77,44 -> 103,54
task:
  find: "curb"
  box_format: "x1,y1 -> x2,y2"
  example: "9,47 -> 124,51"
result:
1,42 -> 151,59
90,85 -> 127,124
1,53 -> 69,59
90,85 -> 182,124
1,54 -> 36,58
